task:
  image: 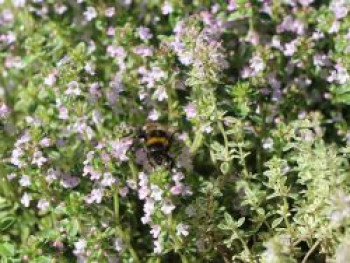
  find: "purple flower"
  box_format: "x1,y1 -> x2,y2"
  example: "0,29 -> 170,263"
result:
32,150 -> 47,167
283,40 -> 297,57
150,225 -> 161,238
65,81 -> 81,96
58,106 -> 69,120
44,72 -> 56,86
110,138 -> 133,162
172,172 -> 184,183
10,147 -> 25,167
328,21 -> 340,33
327,64 -> 350,84
133,46 -> 153,57
0,104 -> 10,119
143,198 -> 155,215
101,173 -> 116,187
170,184 -> 183,195
138,187 -> 149,200
39,137 -> 51,147
227,0 -> 237,11
107,27 -> 115,36
249,55 -> 265,75
85,188 -> 104,204
138,172 -> 149,187
330,1 -> 348,20
184,103 -> 197,119
138,27 -> 153,41
61,174 -> 80,189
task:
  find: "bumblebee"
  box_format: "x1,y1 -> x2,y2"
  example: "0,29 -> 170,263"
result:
138,123 -> 176,168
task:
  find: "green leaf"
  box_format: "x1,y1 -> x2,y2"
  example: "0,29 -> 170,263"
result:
271,217 -> 283,229
220,162 -> 230,175
236,217 -> 245,227
0,243 -> 15,257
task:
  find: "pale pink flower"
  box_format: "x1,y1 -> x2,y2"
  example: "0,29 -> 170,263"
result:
19,175 -> 31,187
138,27 -> 153,41
104,7 -> 115,17
161,199 -> 175,215
176,223 -> 189,236
184,103 -> 197,119
153,239 -> 162,254
85,188 -> 104,204
161,2 -> 173,15
37,199 -> 50,211
84,7 -> 97,21
44,72 -> 56,86
148,109 -> 160,121
154,86 -> 168,101
150,225 -> 161,238
110,138 -> 133,162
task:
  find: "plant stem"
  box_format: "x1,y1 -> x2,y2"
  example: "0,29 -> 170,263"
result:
301,240 -> 321,263
113,187 -> 140,263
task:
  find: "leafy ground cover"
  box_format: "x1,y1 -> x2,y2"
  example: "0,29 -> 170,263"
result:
1,0 -> 350,262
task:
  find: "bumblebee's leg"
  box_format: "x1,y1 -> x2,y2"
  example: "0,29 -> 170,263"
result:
166,154 -> 175,169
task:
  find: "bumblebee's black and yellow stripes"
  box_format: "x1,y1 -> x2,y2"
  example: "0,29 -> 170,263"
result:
140,123 -> 176,167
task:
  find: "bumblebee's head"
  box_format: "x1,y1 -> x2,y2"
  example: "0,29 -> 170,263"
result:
152,153 -> 167,166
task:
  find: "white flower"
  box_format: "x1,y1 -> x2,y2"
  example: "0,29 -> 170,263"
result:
161,199 -> 175,215
150,185 -> 163,201
185,205 -> 196,217
84,7 -> 97,21
148,109 -> 160,121
161,2 -> 173,15
262,138 -> 274,151
73,239 -> 87,255
101,173 -> 116,187
21,192 -> 31,207
37,199 -> 50,211
176,223 -> 189,236
44,73 -> 56,86
19,175 -> 31,187
153,86 -> 168,101
85,188 -> 104,204
153,239 -> 162,254
12,0 -> 26,7
114,237 -> 124,252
